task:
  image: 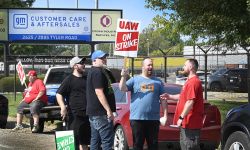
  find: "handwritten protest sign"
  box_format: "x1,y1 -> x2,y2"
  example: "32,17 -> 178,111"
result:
16,61 -> 26,85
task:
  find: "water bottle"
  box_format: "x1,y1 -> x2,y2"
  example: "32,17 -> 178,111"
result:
62,121 -> 66,130
113,112 -> 118,117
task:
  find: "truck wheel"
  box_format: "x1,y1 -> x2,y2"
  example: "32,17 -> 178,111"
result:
30,118 -> 45,133
0,95 -> 8,129
224,131 -> 250,150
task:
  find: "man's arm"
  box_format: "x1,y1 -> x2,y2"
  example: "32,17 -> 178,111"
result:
160,93 -> 180,100
95,88 -> 114,120
56,93 -> 67,120
161,99 -> 168,118
159,99 -> 168,126
34,90 -> 45,101
119,69 -> 128,92
177,99 -> 194,126
119,76 -> 128,92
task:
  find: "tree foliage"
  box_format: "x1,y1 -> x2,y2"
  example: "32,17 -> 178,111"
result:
139,17 -> 183,57
0,0 -> 35,8
146,0 -> 250,49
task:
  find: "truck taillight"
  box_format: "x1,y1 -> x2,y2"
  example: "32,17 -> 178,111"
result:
203,105 -> 221,127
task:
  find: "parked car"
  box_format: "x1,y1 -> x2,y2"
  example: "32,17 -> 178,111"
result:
0,94 -> 8,129
207,68 -> 248,92
113,83 -> 221,150
197,71 -> 211,88
221,103 -> 250,150
175,71 -> 210,89
175,74 -> 187,85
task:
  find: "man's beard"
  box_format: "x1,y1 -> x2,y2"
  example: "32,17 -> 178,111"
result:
182,70 -> 189,76
77,68 -> 84,74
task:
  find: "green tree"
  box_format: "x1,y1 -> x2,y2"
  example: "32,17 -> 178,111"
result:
0,0 -> 35,8
146,0 -> 250,49
139,16 -> 183,57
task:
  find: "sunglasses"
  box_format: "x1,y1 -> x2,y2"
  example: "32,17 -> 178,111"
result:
97,56 -> 107,60
77,61 -> 85,65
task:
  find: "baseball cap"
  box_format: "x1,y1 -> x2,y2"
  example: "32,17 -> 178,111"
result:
70,57 -> 86,68
91,50 -> 108,61
27,70 -> 37,76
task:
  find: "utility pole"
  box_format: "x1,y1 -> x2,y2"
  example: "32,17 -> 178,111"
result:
94,0 -> 99,51
75,0 -> 79,56
147,39 -> 149,56
95,0 -> 99,9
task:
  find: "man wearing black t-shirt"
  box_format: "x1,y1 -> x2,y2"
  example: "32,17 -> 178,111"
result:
56,57 -> 90,150
86,50 -> 116,150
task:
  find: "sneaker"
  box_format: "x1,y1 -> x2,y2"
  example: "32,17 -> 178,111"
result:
12,124 -> 24,131
32,124 -> 39,133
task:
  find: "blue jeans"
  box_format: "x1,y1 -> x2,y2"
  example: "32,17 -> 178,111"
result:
89,115 -> 114,150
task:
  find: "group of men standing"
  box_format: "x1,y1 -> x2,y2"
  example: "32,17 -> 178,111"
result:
12,49 -> 204,150
57,50 -> 116,150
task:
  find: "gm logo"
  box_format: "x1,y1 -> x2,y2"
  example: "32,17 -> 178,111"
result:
13,14 -> 28,29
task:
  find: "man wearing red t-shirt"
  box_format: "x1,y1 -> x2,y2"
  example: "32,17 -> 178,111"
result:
12,70 -> 48,133
160,59 -> 204,150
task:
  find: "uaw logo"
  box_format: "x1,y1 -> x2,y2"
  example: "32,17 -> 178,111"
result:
100,15 -> 112,27
13,14 -> 28,29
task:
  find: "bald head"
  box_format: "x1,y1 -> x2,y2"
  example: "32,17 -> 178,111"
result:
142,58 -> 153,77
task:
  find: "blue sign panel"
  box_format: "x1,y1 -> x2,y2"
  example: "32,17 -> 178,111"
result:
9,9 -> 91,41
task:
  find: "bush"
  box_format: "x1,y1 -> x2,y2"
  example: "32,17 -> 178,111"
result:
0,76 -> 25,92
0,74 -> 5,80
0,75 -> 44,92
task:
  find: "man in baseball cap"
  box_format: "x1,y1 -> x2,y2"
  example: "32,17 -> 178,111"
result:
57,56 -> 90,149
91,50 -> 108,61
87,50 -> 116,150
13,69 -> 48,133
70,57 -> 86,68
27,70 -> 37,76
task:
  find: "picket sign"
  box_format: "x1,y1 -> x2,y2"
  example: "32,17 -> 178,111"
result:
114,19 -> 140,57
16,61 -> 26,86
55,130 -> 75,150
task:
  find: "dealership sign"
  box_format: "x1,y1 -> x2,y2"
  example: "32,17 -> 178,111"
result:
0,9 -> 8,41
92,10 -> 121,42
0,8 -> 122,42
9,9 -> 91,41
114,19 -> 140,57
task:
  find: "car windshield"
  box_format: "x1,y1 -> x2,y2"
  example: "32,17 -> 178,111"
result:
213,68 -> 227,76
46,67 -> 90,84
112,85 -> 127,104
46,68 -> 72,84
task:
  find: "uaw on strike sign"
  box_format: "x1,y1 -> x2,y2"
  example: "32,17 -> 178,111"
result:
114,19 -> 140,57
16,61 -> 26,85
